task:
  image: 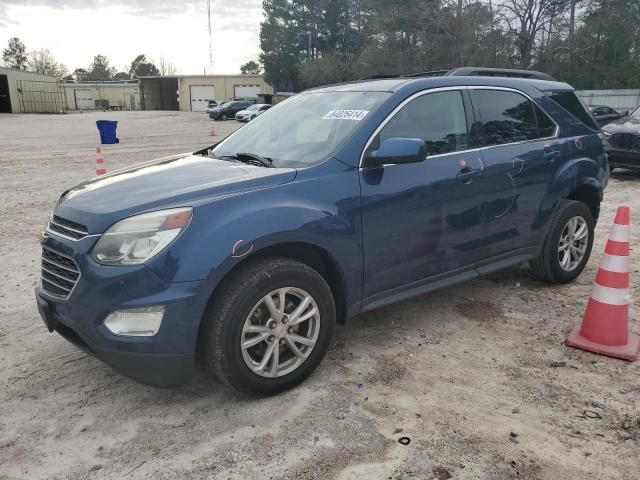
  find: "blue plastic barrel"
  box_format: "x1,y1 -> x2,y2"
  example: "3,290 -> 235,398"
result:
96,120 -> 119,144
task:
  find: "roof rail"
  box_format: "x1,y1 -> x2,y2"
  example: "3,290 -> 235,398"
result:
358,74 -> 400,80
402,70 -> 450,78
446,67 -> 555,81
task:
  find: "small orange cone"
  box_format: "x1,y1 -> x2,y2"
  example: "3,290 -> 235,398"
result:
209,125 -> 216,136
565,206 -> 639,361
95,146 -> 106,176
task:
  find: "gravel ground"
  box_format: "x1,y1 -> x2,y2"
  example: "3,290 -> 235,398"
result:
0,111 -> 638,480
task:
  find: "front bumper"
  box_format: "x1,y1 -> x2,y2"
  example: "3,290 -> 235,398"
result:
35,234 -> 209,387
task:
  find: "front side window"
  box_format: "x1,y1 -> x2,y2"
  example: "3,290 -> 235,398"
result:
212,91 -> 390,167
471,90 -> 538,147
369,90 -> 469,156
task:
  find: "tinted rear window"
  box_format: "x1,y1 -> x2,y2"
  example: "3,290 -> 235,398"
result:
546,91 -> 599,130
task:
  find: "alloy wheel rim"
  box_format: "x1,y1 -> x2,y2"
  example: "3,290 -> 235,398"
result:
240,287 -> 320,378
558,215 -> 588,271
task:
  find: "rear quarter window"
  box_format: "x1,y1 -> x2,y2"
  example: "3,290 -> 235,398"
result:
545,91 -> 599,131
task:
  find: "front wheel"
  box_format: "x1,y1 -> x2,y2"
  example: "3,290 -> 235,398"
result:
530,200 -> 595,283
200,258 -> 335,395
220,113 -> 228,121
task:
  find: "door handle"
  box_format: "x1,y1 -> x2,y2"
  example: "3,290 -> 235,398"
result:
543,150 -> 561,160
456,167 -> 482,183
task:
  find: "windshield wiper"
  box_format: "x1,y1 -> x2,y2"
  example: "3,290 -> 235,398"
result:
219,152 -> 274,168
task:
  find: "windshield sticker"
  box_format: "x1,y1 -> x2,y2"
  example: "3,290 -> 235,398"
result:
322,109 -> 369,121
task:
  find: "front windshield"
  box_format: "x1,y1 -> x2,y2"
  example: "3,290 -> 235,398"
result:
211,91 -> 390,167
219,102 -> 231,108
245,104 -> 261,111
631,106 -> 640,120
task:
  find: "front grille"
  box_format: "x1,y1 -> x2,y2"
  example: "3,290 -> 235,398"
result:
610,133 -> 640,152
48,215 -> 88,240
41,246 -> 80,299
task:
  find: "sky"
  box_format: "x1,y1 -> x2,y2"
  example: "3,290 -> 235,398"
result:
0,0 -> 264,75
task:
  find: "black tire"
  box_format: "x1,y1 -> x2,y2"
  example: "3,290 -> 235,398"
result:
200,257 -> 335,395
250,115 -> 256,120
530,200 -> 595,283
220,113 -> 228,121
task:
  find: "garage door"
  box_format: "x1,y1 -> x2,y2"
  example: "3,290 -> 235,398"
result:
190,86 -> 215,111
74,89 -> 93,110
234,85 -> 261,99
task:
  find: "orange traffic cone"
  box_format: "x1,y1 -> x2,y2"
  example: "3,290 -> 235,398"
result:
565,206 -> 639,361
95,146 -> 106,176
209,125 -> 216,136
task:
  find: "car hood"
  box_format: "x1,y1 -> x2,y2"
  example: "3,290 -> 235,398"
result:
236,110 -> 253,115
602,115 -> 640,134
54,152 -> 297,233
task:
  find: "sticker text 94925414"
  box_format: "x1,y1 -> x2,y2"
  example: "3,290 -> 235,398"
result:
322,110 -> 370,121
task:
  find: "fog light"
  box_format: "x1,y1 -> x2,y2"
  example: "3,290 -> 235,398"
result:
104,306 -> 165,336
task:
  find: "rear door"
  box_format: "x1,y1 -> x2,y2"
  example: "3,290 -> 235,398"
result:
468,88 -> 571,261
360,89 -> 486,301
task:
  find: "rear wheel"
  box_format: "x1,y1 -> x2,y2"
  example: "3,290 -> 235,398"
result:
530,200 -> 594,283
200,258 -> 335,395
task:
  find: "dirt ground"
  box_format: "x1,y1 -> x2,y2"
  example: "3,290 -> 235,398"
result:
0,111 -> 638,480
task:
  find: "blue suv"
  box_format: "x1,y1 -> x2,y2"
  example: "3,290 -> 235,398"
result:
35,68 -> 607,394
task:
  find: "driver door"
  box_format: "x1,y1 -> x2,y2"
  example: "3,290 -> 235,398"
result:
360,89 -> 487,304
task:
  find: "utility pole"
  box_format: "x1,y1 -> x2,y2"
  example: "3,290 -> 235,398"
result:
207,0 -> 214,73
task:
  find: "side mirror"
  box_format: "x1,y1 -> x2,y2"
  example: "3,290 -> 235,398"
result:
619,110 -> 629,117
364,138 -> 427,168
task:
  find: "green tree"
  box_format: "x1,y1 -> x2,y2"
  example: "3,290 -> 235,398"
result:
240,60 -> 262,74
129,54 -> 160,77
86,55 -> 115,81
260,0 -> 306,91
73,68 -> 89,81
2,37 -> 28,70
113,71 -> 132,81
28,49 -> 68,78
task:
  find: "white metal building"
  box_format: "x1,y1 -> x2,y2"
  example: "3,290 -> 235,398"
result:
63,82 -> 141,111
139,74 -> 274,112
577,89 -> 640,111
0,66 -> 65,113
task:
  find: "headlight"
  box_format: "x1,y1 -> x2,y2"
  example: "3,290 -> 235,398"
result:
92,207 -> 192,266
602,131 -> 612,139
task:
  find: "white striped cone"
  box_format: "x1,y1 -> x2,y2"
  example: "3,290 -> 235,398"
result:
565,206 -> 639,361
95,146 -> 106,176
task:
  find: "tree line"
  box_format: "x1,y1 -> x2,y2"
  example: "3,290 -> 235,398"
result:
1,37 -> 178,81
258,0 -> 640,91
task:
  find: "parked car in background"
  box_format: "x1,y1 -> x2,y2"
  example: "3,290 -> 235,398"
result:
235,104 -> 272,122
205,100 -> 219,115
233,97 -> 257,103
209,100 -> 254,120
602,104 -> 640,170
589,105 -> 628,126
36,67 -> 607,395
